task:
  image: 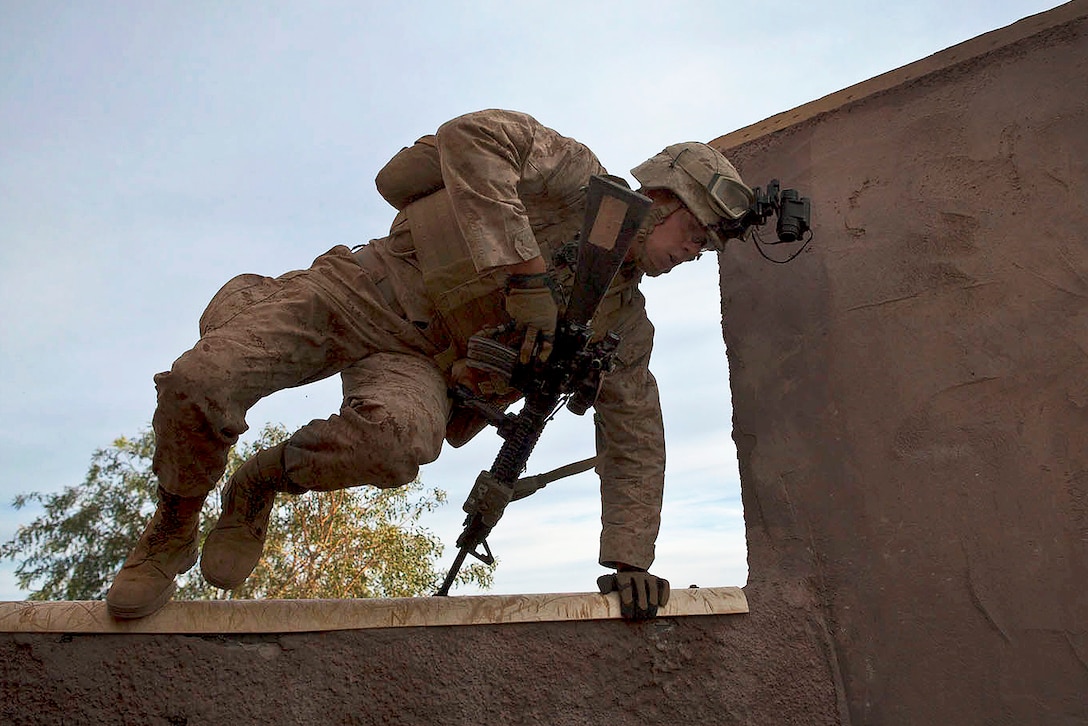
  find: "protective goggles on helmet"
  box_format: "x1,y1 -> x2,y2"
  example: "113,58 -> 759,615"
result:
667,145 -> 755,222
705,173 -> 754,221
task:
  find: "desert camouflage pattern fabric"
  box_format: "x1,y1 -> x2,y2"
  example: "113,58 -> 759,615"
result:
152,110 -> 665,570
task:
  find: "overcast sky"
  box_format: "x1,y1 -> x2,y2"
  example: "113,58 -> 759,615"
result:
0,0 -> 1063,600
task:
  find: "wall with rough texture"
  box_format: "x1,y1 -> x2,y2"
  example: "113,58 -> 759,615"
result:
713,2 -> 1088,724
3,4 -> 1087,725
1,593 -> 839,725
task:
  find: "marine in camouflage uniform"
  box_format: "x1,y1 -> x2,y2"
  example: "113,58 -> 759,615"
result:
106,109 -> 755,620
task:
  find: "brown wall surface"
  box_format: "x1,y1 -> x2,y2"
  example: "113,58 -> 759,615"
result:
1,599 -> 840,726
714,3 -> 1088,724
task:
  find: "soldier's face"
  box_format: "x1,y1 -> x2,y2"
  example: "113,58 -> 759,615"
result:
639,206 -> 707,277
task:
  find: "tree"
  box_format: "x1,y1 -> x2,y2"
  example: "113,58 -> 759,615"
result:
1,423 -> 492,601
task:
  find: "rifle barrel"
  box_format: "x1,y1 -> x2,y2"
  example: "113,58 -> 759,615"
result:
435,547 -> 470,596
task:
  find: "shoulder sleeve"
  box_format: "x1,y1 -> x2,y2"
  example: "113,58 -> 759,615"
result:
435,109 -> 601,271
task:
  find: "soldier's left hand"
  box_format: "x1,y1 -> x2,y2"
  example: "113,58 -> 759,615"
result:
597,569 -> 671,620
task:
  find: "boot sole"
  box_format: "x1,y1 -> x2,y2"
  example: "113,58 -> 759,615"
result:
107,581 -> 178,620
200,545 -> 249,590
105,549 -> 197,620
200,528 -> 260,590
200,567 -> 247,591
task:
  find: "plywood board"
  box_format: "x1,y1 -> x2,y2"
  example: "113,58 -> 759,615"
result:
0,586 -> 747,634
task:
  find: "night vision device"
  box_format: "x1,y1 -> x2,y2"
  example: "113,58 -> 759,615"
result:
733,179 -> 812,244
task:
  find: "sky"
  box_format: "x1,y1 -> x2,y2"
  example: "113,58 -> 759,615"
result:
0,0 -> 1065,601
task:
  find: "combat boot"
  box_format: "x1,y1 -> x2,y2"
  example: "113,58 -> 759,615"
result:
200,443 -> 288,590
106,487 -> 204,619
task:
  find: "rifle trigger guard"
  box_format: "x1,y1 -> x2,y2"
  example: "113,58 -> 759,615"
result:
470,539 -> 495,565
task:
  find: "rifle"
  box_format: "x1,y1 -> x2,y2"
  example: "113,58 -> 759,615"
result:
435,175 -> 652,596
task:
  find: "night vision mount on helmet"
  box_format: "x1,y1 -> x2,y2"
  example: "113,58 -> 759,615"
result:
632,141 -> 813,261
733,179 -> 813,264
732,179 -> 812,241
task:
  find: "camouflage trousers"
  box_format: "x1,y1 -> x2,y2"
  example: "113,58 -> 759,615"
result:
151,245 -> 450,499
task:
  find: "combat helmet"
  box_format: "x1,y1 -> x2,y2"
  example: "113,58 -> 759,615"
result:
631,142 -> 754,250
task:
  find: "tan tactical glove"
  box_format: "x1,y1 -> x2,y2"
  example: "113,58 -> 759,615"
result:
505,273 -> 558,366
597,569 -> 671,621
504,274 -> 558,336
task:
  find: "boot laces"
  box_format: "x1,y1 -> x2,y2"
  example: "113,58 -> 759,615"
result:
144,496 -> 198,553
234,470 -> 279,538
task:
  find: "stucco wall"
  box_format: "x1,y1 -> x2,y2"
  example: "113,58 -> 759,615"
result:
714,2 -> 1088,724
0,592 -> 837,725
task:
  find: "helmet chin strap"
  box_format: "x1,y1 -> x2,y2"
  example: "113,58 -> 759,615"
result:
630,227 -> 653,274
630,195 -> 685,274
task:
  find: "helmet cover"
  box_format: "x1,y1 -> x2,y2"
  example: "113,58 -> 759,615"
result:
631,142 -> 753,250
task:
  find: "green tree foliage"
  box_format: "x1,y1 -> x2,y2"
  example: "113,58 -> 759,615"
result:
1,423 -> 493,601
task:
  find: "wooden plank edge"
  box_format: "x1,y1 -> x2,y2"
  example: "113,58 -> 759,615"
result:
710,0 -> 1088,151
0,586 -> 748,634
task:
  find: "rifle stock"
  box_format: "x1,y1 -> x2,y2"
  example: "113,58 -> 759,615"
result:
435,176 -> 651,596
564,176 -> 653,326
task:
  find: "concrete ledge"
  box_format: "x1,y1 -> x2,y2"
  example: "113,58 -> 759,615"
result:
0,585 -> 747,634
711,0 -> 1088,150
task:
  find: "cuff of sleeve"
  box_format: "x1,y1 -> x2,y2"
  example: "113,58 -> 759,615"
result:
511,224 -> 540,262
466,220 -> 541,270
599,534 -> 656,572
